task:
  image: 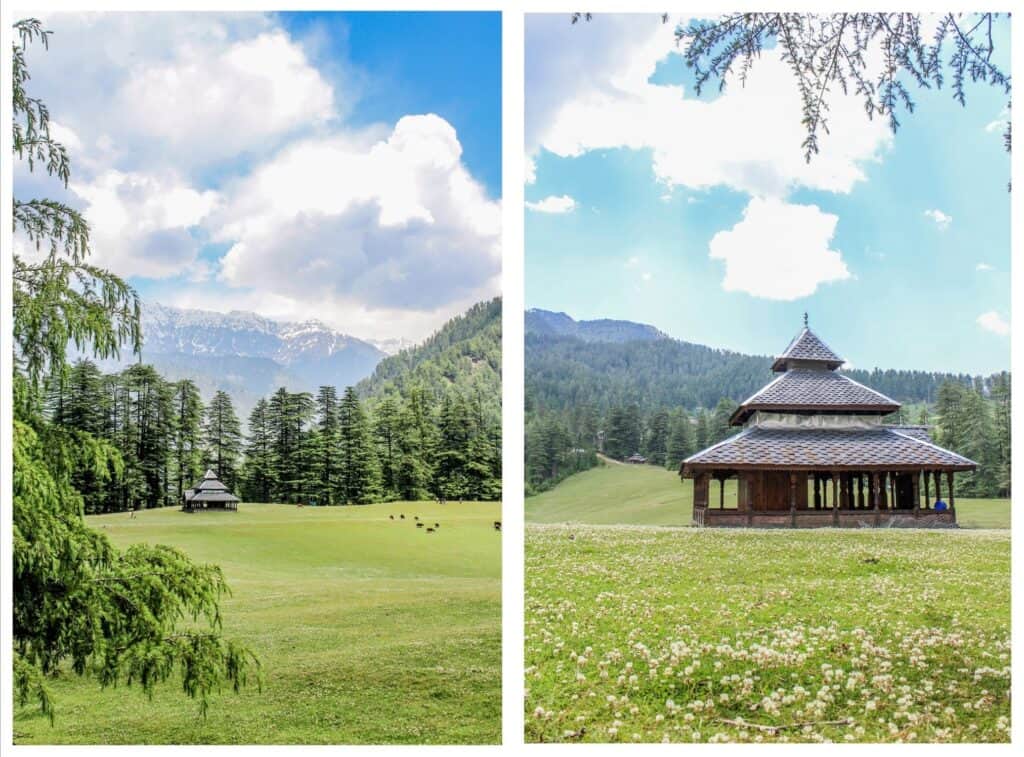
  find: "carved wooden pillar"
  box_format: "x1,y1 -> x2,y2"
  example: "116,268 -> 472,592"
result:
923,470 -> 930,509
719,475 -> 725,509
814,475 -> 821,509
947,471 -> 956,514
933,470 -> 942,505
857,475 -> 864,509
912,471 -> 920,518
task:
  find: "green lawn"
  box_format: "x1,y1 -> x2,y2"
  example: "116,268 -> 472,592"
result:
525,525 -> 1010,743
14,501 -> 501,745
526,463 -> 1010,529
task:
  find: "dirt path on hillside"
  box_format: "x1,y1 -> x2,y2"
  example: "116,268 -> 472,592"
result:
597,453 -> 624,465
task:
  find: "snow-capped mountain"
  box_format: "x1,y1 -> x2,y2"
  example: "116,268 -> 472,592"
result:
91,302 -> 392,419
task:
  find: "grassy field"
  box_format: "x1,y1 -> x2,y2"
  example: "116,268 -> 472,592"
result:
525,463 -> 1010,529
14,501 -> 501,745
525,525 -> 1010,743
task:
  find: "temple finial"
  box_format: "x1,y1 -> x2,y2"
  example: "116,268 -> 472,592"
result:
803,312 -> 809,328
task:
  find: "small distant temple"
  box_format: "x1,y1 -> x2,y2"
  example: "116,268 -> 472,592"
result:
182,469 -> 240,512
681,317 -> 975,528
626,453 -> 648,464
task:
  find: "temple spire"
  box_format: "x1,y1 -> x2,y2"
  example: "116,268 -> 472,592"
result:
803,312 -> 809,328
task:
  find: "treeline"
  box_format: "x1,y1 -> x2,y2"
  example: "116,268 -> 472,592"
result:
526,376 -> 1011,499
46,360 -> 501,513
526,333 -> 1000,414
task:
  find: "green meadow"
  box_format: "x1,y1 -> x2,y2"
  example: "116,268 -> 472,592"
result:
14,502 -> 501,745
525,464 -> 1011,743
525,462 -> 1010,530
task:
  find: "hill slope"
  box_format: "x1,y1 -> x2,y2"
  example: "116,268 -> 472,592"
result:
359,298 -> 501,415
526,309 -> 988,412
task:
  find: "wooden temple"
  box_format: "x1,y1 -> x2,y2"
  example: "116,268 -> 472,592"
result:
182,469 -> 240,512
680,320 -> 975,528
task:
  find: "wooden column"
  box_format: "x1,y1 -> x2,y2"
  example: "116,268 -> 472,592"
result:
857,475 -> 864,509
719,475 -> 725,509
790,472 -> 797,527
947,471 -> 956,514
923,470 -> 930,510
872,472 -> 880,526
814,475 -> 821,509
912,471 -> 920,519
832,473 -> 839,526
933,470 -> 942,505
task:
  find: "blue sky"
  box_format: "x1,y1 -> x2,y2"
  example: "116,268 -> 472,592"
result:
525,14 -> 1011,375
15,11 -> 501,342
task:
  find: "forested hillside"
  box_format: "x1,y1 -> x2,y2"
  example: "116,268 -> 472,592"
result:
359,298 -> 501,418
525,311 -> 1010,498
43,300 -> 503,512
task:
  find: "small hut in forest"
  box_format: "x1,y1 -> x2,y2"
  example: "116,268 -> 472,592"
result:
182,469 -> 240,512
626,453 -> 648,464
680,318 -> 975,528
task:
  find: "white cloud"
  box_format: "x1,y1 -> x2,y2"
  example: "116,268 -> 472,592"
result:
924,208 -> 953,231
115,30 -> 334,163
528,15 -> 891,198
22,14 -> 334,175
209,114 -> 501,320
525,195 -> 578,214
625,256 -> 640,268
525,155 -> 536,184
708,197 -> 851,300
977,311 -> 1009,336
976,262 -> 994,272
70,169 -> 218,278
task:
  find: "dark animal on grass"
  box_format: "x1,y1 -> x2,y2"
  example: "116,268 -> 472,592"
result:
389,515 -> 394,520
426,527 -> 435,533
400,514 -> 405,519
414,516 -> 419,521
494,521 -> 501,531
434,523 -> 440,528
417,522 -> 424,528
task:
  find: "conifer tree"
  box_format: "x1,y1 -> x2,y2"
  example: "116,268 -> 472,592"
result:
171,379 -> 204,502
203,390 -> 243,490
242,398 -> 276,503
313,386 -> 340,505
11,18 -> 255,718
338,387 -> 380,504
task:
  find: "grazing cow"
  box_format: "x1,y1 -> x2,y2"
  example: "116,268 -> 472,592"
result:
414,516 -> 419,521
400,514 -> 405,519
434,522 -> 440,528
426,527 -> 435,533
493,521 -> 501,531
389,515 -> 394,520
416,522 -> 424,528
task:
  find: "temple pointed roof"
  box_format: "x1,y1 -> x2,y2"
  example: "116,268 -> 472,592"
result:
771,324 -> 844,372
187,470 -> 239,502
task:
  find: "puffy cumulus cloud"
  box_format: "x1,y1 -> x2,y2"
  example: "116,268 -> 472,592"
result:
977,311 -> 1009,336
70,170 -> 218,278
21,13 -> 334,174
115,31 -> 334,161
526,195 -> 578,213
210,114 -> 500,319
708,197 -> 851,300
535,34 -> 891,197
924,208 -> 953,231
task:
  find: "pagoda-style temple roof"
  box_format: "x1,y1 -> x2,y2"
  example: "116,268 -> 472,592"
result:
730,369 -> 900,425
184,470 -> 240,507
684,426 -> 976,471
771,325 -> 844,372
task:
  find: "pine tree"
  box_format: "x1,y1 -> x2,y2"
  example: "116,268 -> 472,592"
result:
337,387 -> 380,504
666,408 -> 695,470
395,387 -> 436,500
645,409 -> 670,466
242,398 -> 277,503
11,18 -> 255,718
313,386 -> 341,505
171,380 -> 204,503
374,397 -> 401,499
203,391 -> 243,491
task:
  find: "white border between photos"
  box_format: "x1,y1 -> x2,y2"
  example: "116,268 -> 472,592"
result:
1,1 -> 1021,755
